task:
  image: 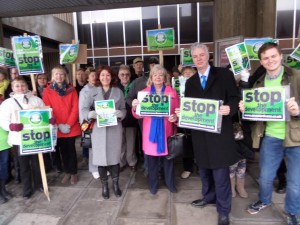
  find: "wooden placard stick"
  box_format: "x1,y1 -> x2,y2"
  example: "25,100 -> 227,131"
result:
158,24 -> 164,66
72,40 -> 76,87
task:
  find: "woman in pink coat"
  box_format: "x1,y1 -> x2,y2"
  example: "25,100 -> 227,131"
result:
132,64 -> 179,194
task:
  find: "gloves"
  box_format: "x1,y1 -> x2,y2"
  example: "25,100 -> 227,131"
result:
115,110 -> 123,119
58,124 -> 70,134
49,117 -> 56,125
88,111 -> 97,120
240,69 -> 250,82
9,123 -> 24,132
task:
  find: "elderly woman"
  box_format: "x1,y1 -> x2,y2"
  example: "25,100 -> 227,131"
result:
43,65 -> 81,185
117,65 -> 137,171
132,64 -> 179,195
78,68 -> 100,179
80,65 -> 126,199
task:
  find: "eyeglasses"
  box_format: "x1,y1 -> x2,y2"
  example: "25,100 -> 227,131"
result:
119,73 -> 130,77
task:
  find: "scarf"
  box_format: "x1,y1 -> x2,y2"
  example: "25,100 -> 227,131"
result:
50,81 -> 68,96
149,84 -> 166,154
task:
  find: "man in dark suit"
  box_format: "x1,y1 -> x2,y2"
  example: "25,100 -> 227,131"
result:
176,43 -> 239,225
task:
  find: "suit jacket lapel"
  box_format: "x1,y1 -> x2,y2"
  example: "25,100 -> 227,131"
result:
205,66 -> 217,92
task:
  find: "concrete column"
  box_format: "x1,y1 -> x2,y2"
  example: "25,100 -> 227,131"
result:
0,19 -> 4,47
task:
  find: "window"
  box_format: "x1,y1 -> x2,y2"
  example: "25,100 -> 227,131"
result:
92,23 -> 107,48
199,4 -> 213,42
125,21 -> 141,46
77,12 -> 92,48
142,6 -> 158,45
276,0 -> 294,38
179,3 -> 197,44
107,22 -> 124,47
160,5 -> 178,44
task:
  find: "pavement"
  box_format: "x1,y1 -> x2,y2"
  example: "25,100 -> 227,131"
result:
0,142 -> 290,225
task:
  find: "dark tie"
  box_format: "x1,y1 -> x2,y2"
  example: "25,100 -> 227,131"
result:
201,75 -> 206,89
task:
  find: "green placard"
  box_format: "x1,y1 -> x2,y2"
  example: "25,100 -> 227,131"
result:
225,42 -> 251,75
284,54 -> 300,70
242,86 -> 289,121
137,92 -> 170,117
172,77 -> 180,96
19,109 -> 53,155
59,43 -> 79,64
178,97 -> 222,133
11,36 -> 44,75
95,100 -> 117,127
290,43 -> 300,62
146,28 -> 175,51
244,38 -> 274,60
0,47 -> 16,68
180,48 -> 194,66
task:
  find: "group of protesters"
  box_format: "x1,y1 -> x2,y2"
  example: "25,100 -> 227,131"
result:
0,41 -> 300,225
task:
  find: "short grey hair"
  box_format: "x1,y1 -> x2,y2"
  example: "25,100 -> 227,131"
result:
190,42 -> 209,57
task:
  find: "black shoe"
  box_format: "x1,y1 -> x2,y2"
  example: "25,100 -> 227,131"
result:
218,214 -> 230,225
276,182 -> 286,194
191,199 -> 215,208
287,213 -> 299,225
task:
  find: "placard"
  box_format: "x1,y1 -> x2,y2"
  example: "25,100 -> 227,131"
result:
59,43 -> 79,64
290,43 -> 300,61
146,28 -> 175,51
180,48 -> 194,67
178,97 -> 222,133
18,109 -> 54,155
171,77 -> 180,96
244,38 -> 274,60
0,47 -> 16,68
94,100 -> 117,127
225,42 -> 251,75
136,92 -> 170,117
11,35 -> 44,75
242,86 -> 290,121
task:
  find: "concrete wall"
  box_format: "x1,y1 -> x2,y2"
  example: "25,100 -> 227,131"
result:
2,15 -> 74,43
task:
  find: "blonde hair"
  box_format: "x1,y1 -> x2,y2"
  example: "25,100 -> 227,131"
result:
51,65 -> 69,83
146,64 -> 170,86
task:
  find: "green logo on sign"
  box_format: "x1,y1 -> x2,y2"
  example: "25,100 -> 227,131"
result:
156,32 -> 166,44
29,113 -> 42,125
22,40 -> 32,49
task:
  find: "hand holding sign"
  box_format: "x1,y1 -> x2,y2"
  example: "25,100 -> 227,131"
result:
286,97 -> 300,116
132,99 -> 139,111
219,105 -> 230,116
239,100 -> 245,112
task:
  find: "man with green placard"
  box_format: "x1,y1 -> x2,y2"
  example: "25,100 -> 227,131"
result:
239,42 -> 300,225
176,43 -> 239,225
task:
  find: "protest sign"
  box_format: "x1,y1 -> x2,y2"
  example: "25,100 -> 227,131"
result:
95,100 -> 117,127
18,109 -> 54,155
0,47 -> 16,68
244,38 -> 274,60
11,36 -> 44,75
172,77 -> 180,96
290,43 -> 300,62
178,97 -> 222,133
59,43 -> 79,64
225,42 -> 251,75
137,91 -> 171,117
283,54 -> 300,70
242,86 -> 289,121
146,28 -> 175,51
180,48 -> 194,66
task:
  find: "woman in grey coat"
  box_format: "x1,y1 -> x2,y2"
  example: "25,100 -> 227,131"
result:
80,65 -> 126,199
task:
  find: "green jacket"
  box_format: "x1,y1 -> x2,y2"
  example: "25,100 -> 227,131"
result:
251,66 -> 300,148
0,126 -> 11,151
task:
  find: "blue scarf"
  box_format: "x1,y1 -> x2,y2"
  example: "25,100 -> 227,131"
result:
149,84 -> 166,154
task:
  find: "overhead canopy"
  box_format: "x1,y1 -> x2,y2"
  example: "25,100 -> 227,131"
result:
1,0 -> 209,18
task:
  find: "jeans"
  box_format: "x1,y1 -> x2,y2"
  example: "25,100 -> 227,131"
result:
259,135 -> 300,215
0,149 -> 9,180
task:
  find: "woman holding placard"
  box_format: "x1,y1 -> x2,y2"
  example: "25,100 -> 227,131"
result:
43,66 -> 81,185
131,64 -> 179,195
80,65 -> 126,199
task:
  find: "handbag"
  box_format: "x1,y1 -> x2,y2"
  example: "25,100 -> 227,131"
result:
80,119 -> 95,148
166,128 -> 192,160
233,112 -> 244,141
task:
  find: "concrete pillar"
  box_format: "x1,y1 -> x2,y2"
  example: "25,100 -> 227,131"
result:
213,0 -> 276,40
0,19 -> 4,47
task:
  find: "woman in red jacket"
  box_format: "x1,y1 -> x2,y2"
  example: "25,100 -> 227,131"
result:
43,65 -> 81,185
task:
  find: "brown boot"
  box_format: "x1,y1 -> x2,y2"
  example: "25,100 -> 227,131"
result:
230,176 -> 236,197
236,178 -> 248,198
